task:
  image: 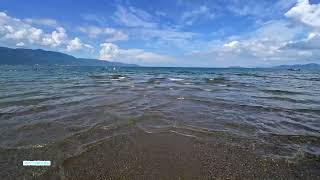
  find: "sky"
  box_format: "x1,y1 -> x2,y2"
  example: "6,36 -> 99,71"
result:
1,0 -> 320,67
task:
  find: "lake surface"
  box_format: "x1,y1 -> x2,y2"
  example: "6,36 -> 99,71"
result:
0,65 -> 319,179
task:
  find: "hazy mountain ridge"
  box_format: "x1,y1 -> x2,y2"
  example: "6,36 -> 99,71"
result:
0,47 -> 138,66
273,63 -> 320,69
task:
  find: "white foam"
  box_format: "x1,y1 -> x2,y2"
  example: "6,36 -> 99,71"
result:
169,78 -> 184,81
170,130 -> 196,138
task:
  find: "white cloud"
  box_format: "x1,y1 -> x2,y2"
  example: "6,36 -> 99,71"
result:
105,30 -> 128,42
129,6 -> 153,20
182,20 -> 319,67
228,1 -> 265,17
285,0 -> 320,29
223,41 -> 239,48
133,28 -> 196,41
24,18 -> 58,27
41,27 -> 68,47
0,12 -> 44,44
128,27 -> 198,52
99,43 -> 119,60
99,43 -> 175,65
81,14 -> 106,25
0,11 -> 94,53
228,0 -> 296,18
113,6 -> 157,28
111,5 -> 199,51
181,5 -> 215,25
282,32 -> 320,50
16,42 -> 25,47
79,26 -> 128,42
67,37 -> 93,52
0,12 -> 64,47
79,26 -> 103,38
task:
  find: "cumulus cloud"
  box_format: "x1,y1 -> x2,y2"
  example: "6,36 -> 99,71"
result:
16,42 -> 25,47
79,26 -> 128,42
0,12 -> 43,44
0,11 -> 93,53
182,20 -> 319,67
67,37 -> 93,52
282,32 -> 320,50
99,43 -> 119,60
285,0 -> 320,29
41,27 -> 68,47
223,41 -> 239,48
99,43 -> 175,65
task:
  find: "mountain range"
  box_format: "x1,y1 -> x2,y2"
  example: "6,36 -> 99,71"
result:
0,47 -> 137,66
273,63 -> 320,69
0,46 -> 319,69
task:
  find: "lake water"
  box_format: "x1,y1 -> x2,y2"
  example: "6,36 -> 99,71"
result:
0,65 -> 320,178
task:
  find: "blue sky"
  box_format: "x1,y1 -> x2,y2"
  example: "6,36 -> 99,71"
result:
1,0 -> 320,67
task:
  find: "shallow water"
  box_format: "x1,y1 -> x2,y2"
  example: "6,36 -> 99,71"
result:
0,65 -> 320,159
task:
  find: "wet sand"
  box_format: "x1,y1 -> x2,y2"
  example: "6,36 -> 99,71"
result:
1,127 -> 319,180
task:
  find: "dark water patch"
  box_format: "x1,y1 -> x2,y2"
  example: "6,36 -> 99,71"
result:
88,74 -> 128,81
262,89 -> 303,95
204,77 -> 229,84
0,95 -> 62,107
147,77 -> 166,84
110,74 -> 128,80
291,108 -> 320,114
234,72 -> 267,78
308,78 -> 320,81
0,91 -> 42,100
176,70 -> 197,75
62,84 -> 102,90
292,77 -> 320,82
254,96 -> 318,104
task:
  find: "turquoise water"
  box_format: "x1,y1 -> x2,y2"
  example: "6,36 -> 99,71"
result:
0,65 -> 320,157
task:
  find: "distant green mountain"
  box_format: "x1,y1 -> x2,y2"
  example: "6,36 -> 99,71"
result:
0,47 -> 138,66
273,63 -> 320,70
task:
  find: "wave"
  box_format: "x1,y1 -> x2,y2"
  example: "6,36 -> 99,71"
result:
168,78 -> 184,81
204,77 -> 228,84
254,96 -> 318,104
235,72 -> 267,78
88,74 -> 128,81
147,77 -> 166,84
0,91 -> 42,99
262,89 -> 303,95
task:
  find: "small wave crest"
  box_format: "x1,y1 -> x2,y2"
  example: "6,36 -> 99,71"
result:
204,77 -> 228,84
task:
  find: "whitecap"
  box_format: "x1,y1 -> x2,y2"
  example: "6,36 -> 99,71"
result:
169,78 -> 184,81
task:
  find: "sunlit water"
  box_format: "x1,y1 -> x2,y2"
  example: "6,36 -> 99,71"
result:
0,65 -> 319,158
